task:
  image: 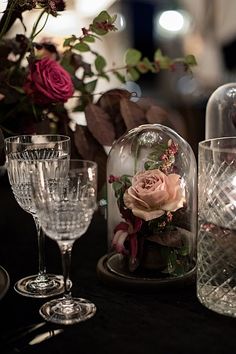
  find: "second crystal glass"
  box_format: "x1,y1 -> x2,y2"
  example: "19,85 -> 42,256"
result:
31,159 -> 97,325
4,134 -> 70,298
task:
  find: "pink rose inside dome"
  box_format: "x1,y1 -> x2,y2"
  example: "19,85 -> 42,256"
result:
123,169 -> 185,221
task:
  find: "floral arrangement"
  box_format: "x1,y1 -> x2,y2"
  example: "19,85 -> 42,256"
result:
109,139 -> 192,276
0,1 -> 197,186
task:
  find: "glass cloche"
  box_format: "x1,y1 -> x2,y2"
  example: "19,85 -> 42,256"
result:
205,83 -> 236,139
105,124 -> 197,286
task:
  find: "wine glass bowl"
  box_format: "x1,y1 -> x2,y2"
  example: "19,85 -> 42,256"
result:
32,159 -> 97,325
4,135 -> 70,298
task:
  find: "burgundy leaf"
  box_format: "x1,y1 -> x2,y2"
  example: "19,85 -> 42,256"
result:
146,105 -> 188,139
74,125 -> 107,191
136,97 -> 159,112
146,105 -> 168,124
120,98 -> 147,130
113,113 -> 127,138
85,103 -> 116,146
165,110 -> 188,139
97,89 -> 131,116
74,125 -> 94,160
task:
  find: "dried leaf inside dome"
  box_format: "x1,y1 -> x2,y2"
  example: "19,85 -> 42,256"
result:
147,230 -> 182,248
85,103 -> 115,146
120,98 -> 147,130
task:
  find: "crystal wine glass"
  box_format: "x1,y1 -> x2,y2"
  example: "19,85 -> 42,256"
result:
31,159 -> 97,325
4,134 -> 70,298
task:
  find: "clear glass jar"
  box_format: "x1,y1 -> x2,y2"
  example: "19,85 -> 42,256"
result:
197,137 -> 236,317
106,124 -> 197,283
205,83 -> 236,139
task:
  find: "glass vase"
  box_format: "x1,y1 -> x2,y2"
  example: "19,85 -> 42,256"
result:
104,124 -> 197,287
197,137 -> 236,317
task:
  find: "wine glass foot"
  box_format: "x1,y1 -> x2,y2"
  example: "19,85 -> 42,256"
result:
39,297 -> 96,325
14,274 -> 64,298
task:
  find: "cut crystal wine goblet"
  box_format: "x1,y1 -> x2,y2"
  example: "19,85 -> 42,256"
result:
31,159 -> 97,325
4,134 -> 70,298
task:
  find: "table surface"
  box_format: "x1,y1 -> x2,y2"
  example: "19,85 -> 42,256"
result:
0,174 -> 236,354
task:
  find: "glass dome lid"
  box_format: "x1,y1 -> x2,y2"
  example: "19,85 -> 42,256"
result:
105,124 -> 197,284
205,83 -> 236,139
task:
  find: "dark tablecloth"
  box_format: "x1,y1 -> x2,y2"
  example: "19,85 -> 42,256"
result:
0,174 -> 236,354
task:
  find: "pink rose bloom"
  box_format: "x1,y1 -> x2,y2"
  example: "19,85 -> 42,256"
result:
24,57 -> 74,104
123,169 -> 185,221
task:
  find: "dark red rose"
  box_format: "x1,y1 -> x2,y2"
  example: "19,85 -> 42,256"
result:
24,57 -> 74,104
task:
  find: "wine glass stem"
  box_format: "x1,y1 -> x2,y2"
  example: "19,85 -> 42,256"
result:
33,215 -> 47,278
61,245 -> 72,298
